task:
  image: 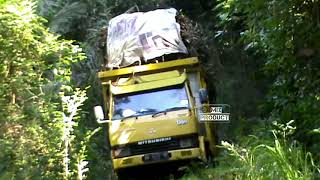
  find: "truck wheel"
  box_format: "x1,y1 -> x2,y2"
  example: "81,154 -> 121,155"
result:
205,142 -> 215,168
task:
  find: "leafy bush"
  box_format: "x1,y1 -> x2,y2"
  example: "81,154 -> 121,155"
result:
181,121 -> 319,180
215,0 -> 320,151
0,0 -> 89,179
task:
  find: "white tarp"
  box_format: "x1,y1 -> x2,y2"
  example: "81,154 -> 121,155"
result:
106,8 -> 188,68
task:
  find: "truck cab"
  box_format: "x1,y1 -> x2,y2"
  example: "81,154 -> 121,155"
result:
95,57 -> 217,171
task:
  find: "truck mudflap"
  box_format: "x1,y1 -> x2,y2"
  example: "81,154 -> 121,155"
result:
112,147 -> 203,170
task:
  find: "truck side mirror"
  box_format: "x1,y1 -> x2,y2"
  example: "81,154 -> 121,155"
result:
94,106 -> 111,124
199,88 -> 208,104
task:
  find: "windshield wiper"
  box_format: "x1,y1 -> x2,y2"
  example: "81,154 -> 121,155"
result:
120,109 -> 156,121
121,112 -> 141,121
152,107 -> 188,118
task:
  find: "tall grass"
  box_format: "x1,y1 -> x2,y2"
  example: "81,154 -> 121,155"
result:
181,121 -> 319,180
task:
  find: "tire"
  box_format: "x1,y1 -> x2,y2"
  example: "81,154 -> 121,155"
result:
204,142 -> 215,168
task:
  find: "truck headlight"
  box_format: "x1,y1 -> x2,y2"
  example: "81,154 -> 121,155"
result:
113,147 -> 131,158
179,135 -> 199,148
179,138 -> 193,148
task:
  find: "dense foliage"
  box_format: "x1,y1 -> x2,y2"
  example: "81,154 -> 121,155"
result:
215,0 -> 320,152
0,0 -> 89,179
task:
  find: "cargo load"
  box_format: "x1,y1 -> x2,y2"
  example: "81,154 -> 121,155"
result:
106,8 -> 188,69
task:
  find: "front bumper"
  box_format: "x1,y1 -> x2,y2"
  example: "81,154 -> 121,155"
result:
113,147 -> 202,170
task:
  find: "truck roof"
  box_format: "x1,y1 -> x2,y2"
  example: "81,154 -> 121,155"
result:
98,57 -> 199,80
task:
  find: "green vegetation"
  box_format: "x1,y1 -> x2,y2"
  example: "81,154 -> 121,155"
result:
0,0 -> 89,179
183,0 -> 320,178
182,121 -> 319,179
0,0 -> 319,179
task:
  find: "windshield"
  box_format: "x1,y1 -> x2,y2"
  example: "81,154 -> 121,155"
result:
112,85 -> 189,120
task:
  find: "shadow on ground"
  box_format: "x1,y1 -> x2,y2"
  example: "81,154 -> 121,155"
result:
115,160 -> 197,180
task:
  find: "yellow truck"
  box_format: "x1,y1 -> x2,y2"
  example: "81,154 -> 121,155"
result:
94,57 -> 217,173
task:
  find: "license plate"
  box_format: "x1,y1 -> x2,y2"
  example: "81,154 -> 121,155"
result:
143,151 -> 169,162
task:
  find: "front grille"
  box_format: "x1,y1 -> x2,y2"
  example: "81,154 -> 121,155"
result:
112,134 -> 199,158
130,137 -> 180,155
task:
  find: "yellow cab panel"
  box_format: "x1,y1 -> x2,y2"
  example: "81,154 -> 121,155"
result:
97,57 -> 216,170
